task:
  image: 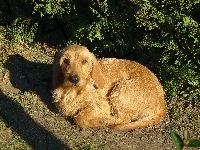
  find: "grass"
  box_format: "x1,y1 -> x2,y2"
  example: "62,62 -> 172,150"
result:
0,116 -> 30,150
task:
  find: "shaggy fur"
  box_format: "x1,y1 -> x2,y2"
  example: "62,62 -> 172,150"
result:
52,45 -> 166,131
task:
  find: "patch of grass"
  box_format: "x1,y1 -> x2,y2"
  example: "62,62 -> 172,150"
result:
0,113 -> 32,150
76,143 -> 97,150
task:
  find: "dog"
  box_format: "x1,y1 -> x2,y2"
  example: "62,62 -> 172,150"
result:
52,45 -> 166,131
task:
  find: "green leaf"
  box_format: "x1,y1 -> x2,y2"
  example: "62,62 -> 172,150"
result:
184,129 -> 190,142
170,131 -> 184,150
187,139 -> 200,147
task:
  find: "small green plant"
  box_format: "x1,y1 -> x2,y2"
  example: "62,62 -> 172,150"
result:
170,130 -> 200,150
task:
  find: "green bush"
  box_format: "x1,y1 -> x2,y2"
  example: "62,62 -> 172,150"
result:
133,0 -> 200,101
7,17 -> 38,45
0,0 -> 38,46
0,0 -> 200,101
31,0 -> 141,55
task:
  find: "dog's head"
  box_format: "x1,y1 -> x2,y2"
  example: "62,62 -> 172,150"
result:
54,45 -> 105,89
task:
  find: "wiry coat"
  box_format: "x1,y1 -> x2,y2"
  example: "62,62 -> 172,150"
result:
52,45 -> 166,131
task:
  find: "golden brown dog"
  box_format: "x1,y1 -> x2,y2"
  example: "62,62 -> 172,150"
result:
52,45 -> 166,131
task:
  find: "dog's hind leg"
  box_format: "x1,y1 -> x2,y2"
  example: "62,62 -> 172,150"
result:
107,78 -> 166,131
108,115 -> 157,131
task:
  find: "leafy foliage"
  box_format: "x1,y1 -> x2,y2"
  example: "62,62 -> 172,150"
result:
7,18 -> 38,45
0,0 -> 200,101
133,0 -> 200,101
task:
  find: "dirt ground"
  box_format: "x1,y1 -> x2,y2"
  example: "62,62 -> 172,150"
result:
0,44 -> 199,150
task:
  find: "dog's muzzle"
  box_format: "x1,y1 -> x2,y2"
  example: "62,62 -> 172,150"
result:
68,75 -> 80,84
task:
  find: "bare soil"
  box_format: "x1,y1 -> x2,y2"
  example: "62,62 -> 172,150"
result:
0,44 -> 199,150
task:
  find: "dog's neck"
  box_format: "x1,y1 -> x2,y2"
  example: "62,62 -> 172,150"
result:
57,77 -> 96,99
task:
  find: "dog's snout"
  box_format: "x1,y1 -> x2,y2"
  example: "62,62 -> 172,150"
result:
68,75 -> 80,84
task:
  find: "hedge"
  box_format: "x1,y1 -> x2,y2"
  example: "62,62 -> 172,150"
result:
0,0 -> 199,101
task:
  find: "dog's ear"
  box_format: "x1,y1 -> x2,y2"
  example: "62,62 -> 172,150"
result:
91,54 -> 105,89
53,52 -> 64,89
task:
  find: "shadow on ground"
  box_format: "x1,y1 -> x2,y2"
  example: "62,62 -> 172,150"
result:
1,54 -> 70,149
4,54 -> 56,112
0,90 -> 69,149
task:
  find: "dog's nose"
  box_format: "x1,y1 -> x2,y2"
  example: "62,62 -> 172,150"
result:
68,75 -> 80,84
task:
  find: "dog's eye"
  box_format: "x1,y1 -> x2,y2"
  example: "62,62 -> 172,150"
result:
82,59 -> 88,65
63,58 -> 70,65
